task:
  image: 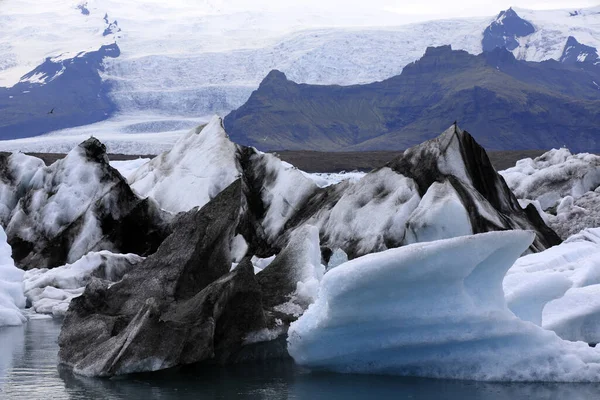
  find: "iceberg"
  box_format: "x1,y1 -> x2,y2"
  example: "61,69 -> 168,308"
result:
290,124 -> 561,258
288,231 -> 600,382
506,227 -> 600,343
0,226 -> 26,326
500,148 -> 600,210
23,251 -> 144,317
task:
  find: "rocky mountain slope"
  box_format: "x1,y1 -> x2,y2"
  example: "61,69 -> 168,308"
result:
224,46 -> 600,152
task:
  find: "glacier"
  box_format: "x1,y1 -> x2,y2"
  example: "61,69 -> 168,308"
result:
288,231 -> 600,382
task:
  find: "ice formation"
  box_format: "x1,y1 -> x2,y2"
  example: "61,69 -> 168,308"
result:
546,191 -> 600,239
505,228 -> 600,343
288,231 -> 600,382
128,117 -> 241,213
500,149 -> 600,240
501,148 -> 600,210
0,152 -> 45,225
301,168 -> 421,257
291,124 -> 560,258
23,251 -> 144,316
3,138 -> 170,269
109,158 -> 150,182
0,226 -> 26,326
403,181 -> 473,245
127,116 -> 318,242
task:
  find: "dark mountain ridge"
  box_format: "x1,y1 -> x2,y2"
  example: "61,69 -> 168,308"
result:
224,45 -> 600,152
0,44 -> 120,140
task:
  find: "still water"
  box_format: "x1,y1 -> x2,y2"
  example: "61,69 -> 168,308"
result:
3,318 -> 600,399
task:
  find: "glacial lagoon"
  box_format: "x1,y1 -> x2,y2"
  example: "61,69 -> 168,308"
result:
3,319 -> 600,399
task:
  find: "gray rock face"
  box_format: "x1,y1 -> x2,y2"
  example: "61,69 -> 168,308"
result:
58,180 -> 270,376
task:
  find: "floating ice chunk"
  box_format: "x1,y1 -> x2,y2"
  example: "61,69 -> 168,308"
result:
506,227 -> 600,342
0,226 -> 26,326
288,230 -> 600,382
544,284 -> 600,344
547,191 -> 600,239
251,152 -> 318,241
303,171 -> 367,188
500,149 -> 600,210
251,255 -> 276,274
257,225 -> 325,319
0,152 -> 45,224
23,251 -> 143,316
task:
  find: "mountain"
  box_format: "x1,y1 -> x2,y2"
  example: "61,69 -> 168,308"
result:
482,7 -> 535,52
224,46 -> 600,152
560,36 -> 600,65
0,44 -> 120,140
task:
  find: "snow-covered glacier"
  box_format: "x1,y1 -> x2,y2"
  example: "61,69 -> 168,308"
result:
288,231 -> 600,382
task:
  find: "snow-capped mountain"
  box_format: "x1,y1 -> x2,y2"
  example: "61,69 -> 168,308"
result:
0,43 -> 120,140
560,36 -> 600,64
482,7 -> 535,52
1,2 -> 600,151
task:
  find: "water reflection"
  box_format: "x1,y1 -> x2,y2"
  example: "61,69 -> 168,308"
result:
2,319 -> 600,399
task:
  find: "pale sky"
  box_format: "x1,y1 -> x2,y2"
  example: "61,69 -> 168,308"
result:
211,0 -> 599,18
385,0 -> 598,16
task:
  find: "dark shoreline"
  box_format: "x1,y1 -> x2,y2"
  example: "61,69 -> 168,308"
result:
1,149 -> 548,173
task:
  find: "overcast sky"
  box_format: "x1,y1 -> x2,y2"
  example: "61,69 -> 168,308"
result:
384,0 -> 598,16
212,0 -> 599,18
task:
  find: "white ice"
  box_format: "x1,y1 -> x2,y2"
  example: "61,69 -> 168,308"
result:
0,226 -> 26,327
109,158 -> 150,182
296,169 -> 366,188
304,167 -> 421,256
262,225 -> 325,317
403,180 -> 473,245
288,230 -> 600,382
505,227 -> 600,343
0,152 -> 45,224
500,148 -> 600,210
23,251 -> 143,316
251,153 -> 318,241
128,116 -> 241,213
